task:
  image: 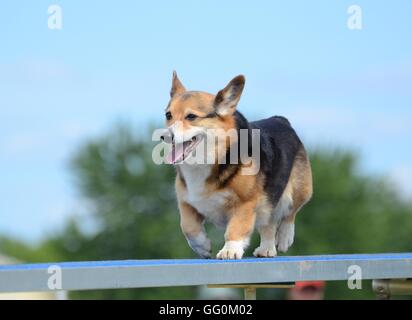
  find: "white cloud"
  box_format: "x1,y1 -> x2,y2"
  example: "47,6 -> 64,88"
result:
0,58 -> 73,84
60,121 -> 99,140
285,105 -> 354,129
278,104 -> 412,200
356,59 -> 412,96
0,121 -> 99,158
282,105 -> 412,145
0,132 -> 47,155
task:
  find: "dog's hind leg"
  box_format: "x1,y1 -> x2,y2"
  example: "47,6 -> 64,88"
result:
276,213 -> 296,253
276,146 -> 313,253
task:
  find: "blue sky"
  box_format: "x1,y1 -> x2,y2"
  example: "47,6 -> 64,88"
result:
1,0 -> 411,241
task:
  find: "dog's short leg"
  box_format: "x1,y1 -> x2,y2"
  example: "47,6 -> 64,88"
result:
253,223 -> 277,257
275,145 -> 313,253
217,200 -> 256,259
276,213 -> 296,253
179,201 -> 211,258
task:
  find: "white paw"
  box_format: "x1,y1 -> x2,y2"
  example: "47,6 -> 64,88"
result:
276,222 -> 295,253
216,241 -> 244,259
253,245 -> 277,257
187,233 -> 212,258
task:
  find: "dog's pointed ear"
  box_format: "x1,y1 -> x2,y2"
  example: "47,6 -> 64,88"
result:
170,71 -> 186,98
214,75 -> 245,116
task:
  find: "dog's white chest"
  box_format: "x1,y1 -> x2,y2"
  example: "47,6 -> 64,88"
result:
179,164 -> 230,227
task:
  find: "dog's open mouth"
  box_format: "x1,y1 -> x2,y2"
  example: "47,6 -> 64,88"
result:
165,135 -> 204,164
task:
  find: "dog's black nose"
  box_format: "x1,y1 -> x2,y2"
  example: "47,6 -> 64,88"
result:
161,131 -> 174,144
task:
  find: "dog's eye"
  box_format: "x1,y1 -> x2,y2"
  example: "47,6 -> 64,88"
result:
165,112 -> 172,120
185,113 -> 198,121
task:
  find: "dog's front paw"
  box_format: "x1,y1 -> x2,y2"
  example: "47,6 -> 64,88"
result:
253,245 -> 277,258
216,241 -> 244,259
187,234 -> 212,258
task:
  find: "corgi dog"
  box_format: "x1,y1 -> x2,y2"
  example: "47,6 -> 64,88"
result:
162,72 -> 312,259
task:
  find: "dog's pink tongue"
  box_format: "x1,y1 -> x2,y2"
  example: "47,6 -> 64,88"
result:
165,142 -> 190,164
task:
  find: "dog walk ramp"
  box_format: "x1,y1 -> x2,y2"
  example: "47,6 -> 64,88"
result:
1,253 -> 411,299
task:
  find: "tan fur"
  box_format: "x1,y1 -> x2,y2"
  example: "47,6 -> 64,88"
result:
284,145 -> 313,223
166,92 -> 215,128
225,197 -> 257,241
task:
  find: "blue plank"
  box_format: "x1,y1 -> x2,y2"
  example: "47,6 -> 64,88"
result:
1,252 -> 412,271
1,252 -> 412,292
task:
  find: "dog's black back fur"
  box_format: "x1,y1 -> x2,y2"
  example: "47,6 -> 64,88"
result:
252,115 -> 303,207
217,112 -> 302,207
228,112 -> 302,207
